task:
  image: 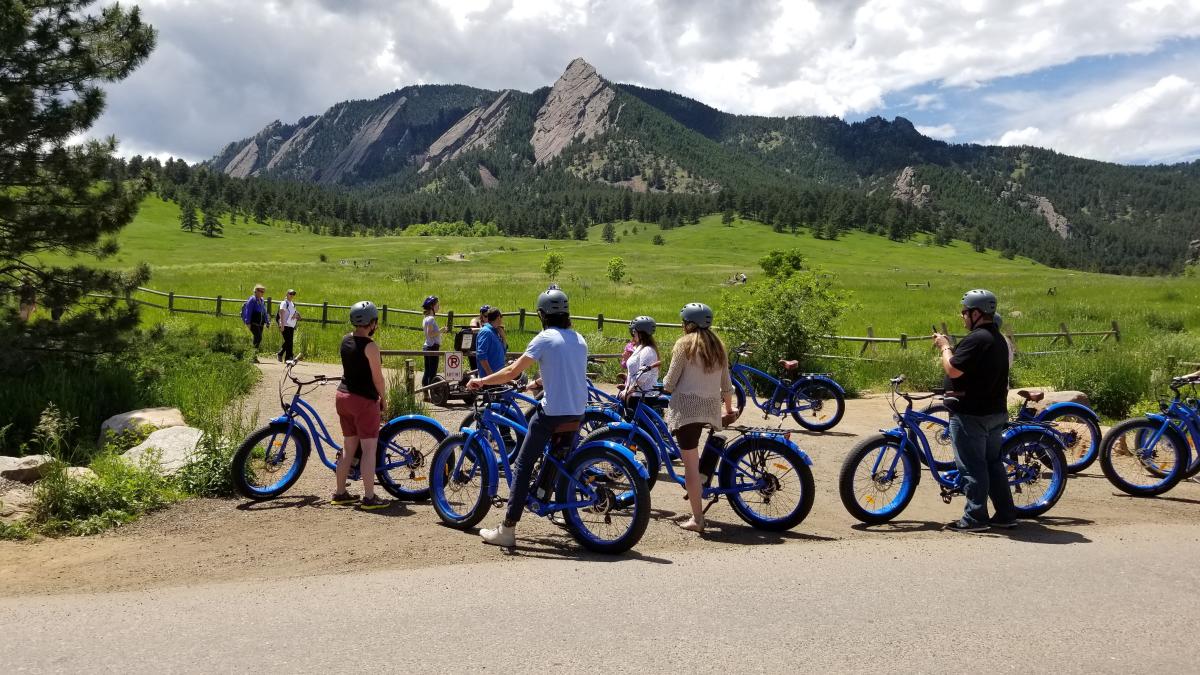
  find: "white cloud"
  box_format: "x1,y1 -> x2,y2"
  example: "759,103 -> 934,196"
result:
85,0 -> 1200,163
909,93 -> 944,110
990,72 -> 1200,163
916,123 -> 957,139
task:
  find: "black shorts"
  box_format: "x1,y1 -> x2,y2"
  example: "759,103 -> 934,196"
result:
673,423 -> 705,450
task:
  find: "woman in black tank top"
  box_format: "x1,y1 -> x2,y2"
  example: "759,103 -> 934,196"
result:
332,301 -> 389,510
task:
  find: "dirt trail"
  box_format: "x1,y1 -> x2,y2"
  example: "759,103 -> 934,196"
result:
2,362 -> 1198,598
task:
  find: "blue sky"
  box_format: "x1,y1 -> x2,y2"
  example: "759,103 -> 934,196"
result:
93,0 -> 1200,166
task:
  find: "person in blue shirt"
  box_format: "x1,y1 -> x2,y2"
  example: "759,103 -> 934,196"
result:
467,285 -> 588,548
475,307 -> 508,376
241,284 -> 270,355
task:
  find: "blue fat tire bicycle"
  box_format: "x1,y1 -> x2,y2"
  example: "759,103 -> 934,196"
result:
838,375 -> 1068,525
581,365 -> 816,531
230,359 -> 448,501
728,344 -> 846,431
430,385 -> 652,554
1096,375 -> 1200,496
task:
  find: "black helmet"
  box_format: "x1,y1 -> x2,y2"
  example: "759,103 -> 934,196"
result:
630,315 -> 656,335
680,302 -> 713,329
422,295 -> 439,310
961,289 -> 998,314
349,300 -> 378,326
537,284 -> 569,315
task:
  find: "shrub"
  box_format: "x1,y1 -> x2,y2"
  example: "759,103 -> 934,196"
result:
542,252 -> 564,279
758,248 -> 805,278
607,257 -> 626,283
33,451 -> 182,536
1145,311 -> 1185,333
385,366 -> 428,418
652,235 -> 664,245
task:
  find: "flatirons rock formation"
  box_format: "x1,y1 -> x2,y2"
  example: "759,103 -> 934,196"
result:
530,58 -> 616,165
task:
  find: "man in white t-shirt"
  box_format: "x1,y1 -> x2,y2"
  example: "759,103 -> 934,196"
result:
276,289 -> 301,362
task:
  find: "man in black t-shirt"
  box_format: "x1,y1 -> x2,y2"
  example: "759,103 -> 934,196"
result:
933,289 -> 1017,533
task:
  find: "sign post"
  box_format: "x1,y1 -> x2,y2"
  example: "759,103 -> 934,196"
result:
444,351 -> 463,382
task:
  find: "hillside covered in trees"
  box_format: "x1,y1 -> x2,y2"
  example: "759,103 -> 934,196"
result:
150,58 -> 1200,276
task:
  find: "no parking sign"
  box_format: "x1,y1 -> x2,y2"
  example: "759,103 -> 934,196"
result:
444,352 -> 463,381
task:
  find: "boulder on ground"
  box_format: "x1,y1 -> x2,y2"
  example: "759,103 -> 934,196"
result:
1007,388 -> 1090,410
121,426 -> 204,476
0,455 -> 53,483
0,485 -> 35,523
99,407 -> 186,446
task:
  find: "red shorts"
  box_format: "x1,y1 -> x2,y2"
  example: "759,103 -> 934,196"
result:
336,391 -> 381,440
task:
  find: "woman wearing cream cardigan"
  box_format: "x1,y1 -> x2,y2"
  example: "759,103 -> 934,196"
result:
662,302 -> 736,533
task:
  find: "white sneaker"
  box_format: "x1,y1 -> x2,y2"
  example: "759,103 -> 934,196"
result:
480,523 -> 516,547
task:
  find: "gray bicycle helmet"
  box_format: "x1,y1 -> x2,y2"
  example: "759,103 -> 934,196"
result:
680,302 -> 713,329
349,300 -> 378,326
630,315 -> 656,335
961,289 -> 998,314
537,284 -> 569,315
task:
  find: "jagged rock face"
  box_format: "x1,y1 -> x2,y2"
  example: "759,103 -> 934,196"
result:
531,58 -> 615,165
318,96 -> 408,184
477,164 -> 499,188
891,166 -> 930,208
223,140 -> 259,178
420,91 -> 512,173
266,115 -> 321,171
1029,194 -> 1071,238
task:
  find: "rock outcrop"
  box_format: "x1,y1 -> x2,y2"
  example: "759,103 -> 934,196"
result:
266,115 -> 321,171
318,96 -> 408,185
420,91 -> 512,173
223,140 -> 259,178
122,426 -> 204,476
478,164 -> 499,188
891,166 -> 930,208
99,407 -> 186,446
1029,194 -> 1071,239
531,58 -> 615,165
0,455 -> 52,483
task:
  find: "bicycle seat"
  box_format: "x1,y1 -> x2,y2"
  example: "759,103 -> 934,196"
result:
1016,390 -> 1045,402
553,421 -> 581,434
778,359 -> 800,371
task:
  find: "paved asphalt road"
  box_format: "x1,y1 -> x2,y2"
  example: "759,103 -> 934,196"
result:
5,522 -> 1198,673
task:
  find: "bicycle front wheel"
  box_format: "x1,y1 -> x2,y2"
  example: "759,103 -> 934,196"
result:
429,433 -> 493,529
1004,430 -> 1067,517
376,419 -> 446,501
557,447 -> 651,554
1040,410 -> 1100,473
1100,418 -> 1187,496
838,435 -> 918,524
790,380 -> 845,431
719,438 -> 815,531
230,424 -> 310,500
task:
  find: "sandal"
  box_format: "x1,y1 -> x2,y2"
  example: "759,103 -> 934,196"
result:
330,492 -> 358,505
358,495 -> 391,511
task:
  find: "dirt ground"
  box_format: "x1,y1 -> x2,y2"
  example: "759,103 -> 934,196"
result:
3,360 -> 1198,598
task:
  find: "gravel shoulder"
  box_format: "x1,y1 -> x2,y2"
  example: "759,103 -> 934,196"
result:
3,360 -> 1198,598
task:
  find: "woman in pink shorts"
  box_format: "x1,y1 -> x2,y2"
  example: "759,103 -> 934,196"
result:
332,300 -> 389,510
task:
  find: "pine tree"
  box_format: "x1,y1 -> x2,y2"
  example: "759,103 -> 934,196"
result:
179,203 -> 198,232
202,210 -> 223,237
573,222 -> 588,240
602,222 -> 616,243
1,2 -> 156,363
722,209 -> 734,225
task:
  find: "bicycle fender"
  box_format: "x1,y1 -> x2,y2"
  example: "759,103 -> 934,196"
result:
1003,423 -> 1068,450
585,405 -> 623,422
725,433 -> 813,466
1036,402 -> 1099,424
794,374 -> 846,395
596,420 -> 656,448
265,418 -> 311,448
576,439 -> 650,480
459,427 -> 502,495
380,414 -> 447,436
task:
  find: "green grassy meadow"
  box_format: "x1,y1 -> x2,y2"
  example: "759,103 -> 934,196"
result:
89,196 -> 1200,414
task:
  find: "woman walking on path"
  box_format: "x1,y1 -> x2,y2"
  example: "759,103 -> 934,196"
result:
331,301 -> 389,510
662,303 -> 736,533
421,295 -> 445,388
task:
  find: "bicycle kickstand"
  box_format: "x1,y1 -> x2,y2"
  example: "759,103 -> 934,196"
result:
702,495 -> 721,514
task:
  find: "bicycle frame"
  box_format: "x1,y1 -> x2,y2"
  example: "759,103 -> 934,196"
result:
730,363 -> 798,415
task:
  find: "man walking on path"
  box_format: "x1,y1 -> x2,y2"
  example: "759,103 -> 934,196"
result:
933,289 -> 1017,533
242,284 -> 270,356
277,289 -> 300,362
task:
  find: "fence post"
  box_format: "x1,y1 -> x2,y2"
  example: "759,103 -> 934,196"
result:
899,333 -> 908,349
167,291 -> 175,313
321,301 -> 328,324
860,326 -> 874,356
215,295 -> 222,316
381,304 -> 388,325
266,296 -> 273,318
447,311 -> 455,332
1059,322 -> 1073,347
404,359 -> 415,397
940,322 -> 955,346
518,308 -> 526,332
597,313 -> 604,332
1111,320 -> 1121,343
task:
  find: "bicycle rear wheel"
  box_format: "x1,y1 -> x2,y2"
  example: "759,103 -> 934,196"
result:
429,433 -> 493,529
231,424 -> 310,500
719,437 -> 815,531
1004,430 -> 1067,517
579,427 -> 660,489
376,419 -> 446,501
557,447 -> 651,554
1100,418 -> 1187,496
838,435 -> 919,524
790,380 -> 845,431
1040,409 -> 1100,473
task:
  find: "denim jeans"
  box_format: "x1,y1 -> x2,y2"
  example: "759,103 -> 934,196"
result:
949,412 -> 1017,526
504,409 -> 582,524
